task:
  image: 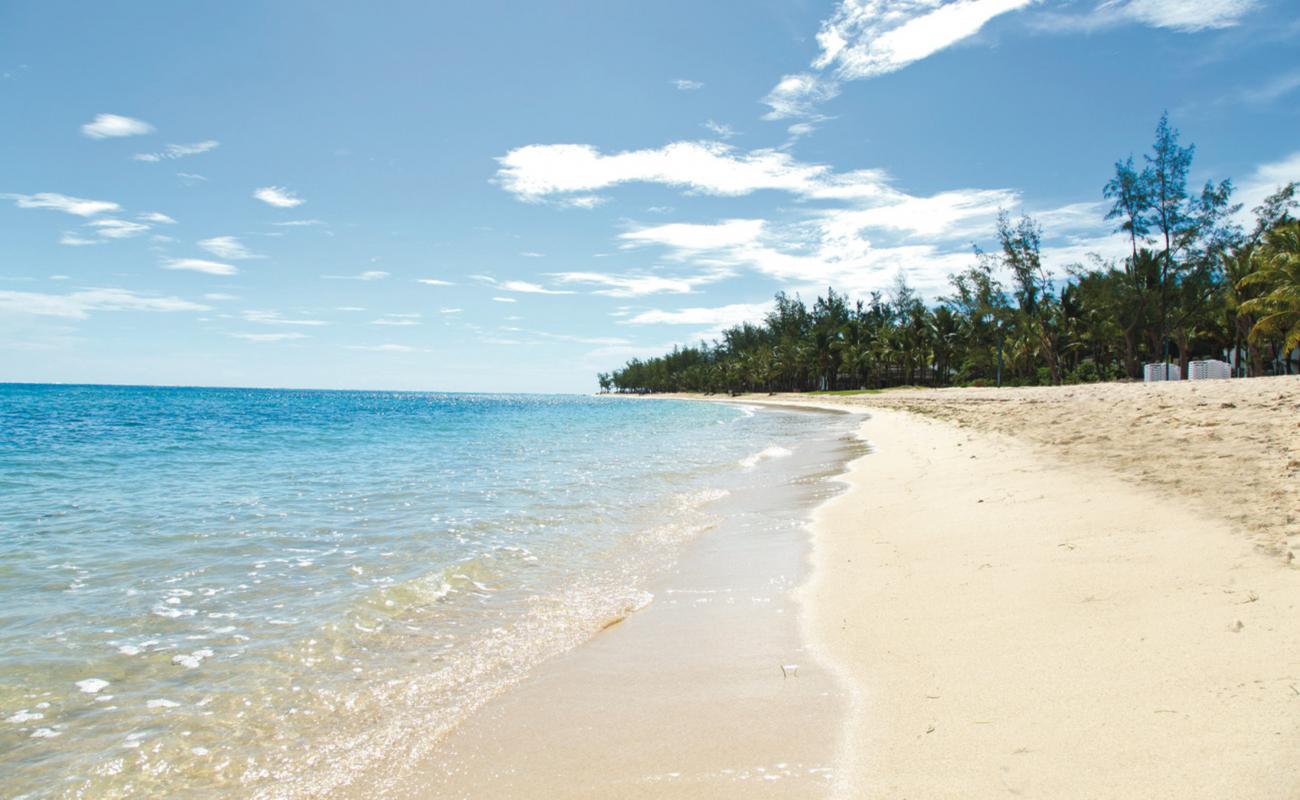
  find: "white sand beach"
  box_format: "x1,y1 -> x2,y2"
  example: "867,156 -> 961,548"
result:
758,376 -> 1300,798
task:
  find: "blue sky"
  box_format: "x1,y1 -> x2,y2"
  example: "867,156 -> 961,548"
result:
2,0 -> 1297,392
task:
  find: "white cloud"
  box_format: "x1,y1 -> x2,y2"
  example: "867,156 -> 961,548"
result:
621,219 -> 766,251
813,0 -> 1037,81
370,317 -> 421,326
198,236 -> 262,260
439,307 -> 462,313
492,296 -> 518,303
498,280 -> 573,295
493,137 -> 1135,302
497,141 -> 841,202
4,192 -> 120,217
761,73 -> 840,119
204,292 -> 238,301
624,301 -> 775,328
164,258 -> 238,276
519,251 -> 545,258
549,269 -> 730,297
271,219 -> 325,227
242,310 -> 327,326
88,219 -> 151,239
347,343 -> 419,352
81,113 -> 154,139
672,78 -> 704,90
253,186 -> 305,208
417,278 -> 455,286
230,332 -> 308,342
0,288 -> 207,319
177,172 -> 207,184
138,212 -> 176,224
133,140 -> 219,162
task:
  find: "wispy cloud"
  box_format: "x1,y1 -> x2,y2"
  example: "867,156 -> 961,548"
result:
242,310 -> 327,326
88,218 -> 151,239
271,219 -> 325,227
492,296 -> 518,303
1038,0 -> 1259,32
0,288 -> 207,319
3,192 -> 120,217
370,313 -> 422,326
59,231 -> 101,247
759,0 -> 1037,121
198,236 -> 262,260
230,332 -> 309,342
498,280 -> 573,295
549,270 -> 730,297
253,186 -> 305,208
1236,69 -> 1300,105
138,212 -> 176,224
133,140 -> 219,162
324,270 -> 389,281
1121,0 -> 1257,30
529,330 -> 632,346
81,113 -> 154,139
702,120 -> 739,139
672,78 -> 704,90
814,0 -> 1037,80
761,73 -> 840,119
347,343 -> 420,352
416,278 -> 455,286
163,258 -> 239,276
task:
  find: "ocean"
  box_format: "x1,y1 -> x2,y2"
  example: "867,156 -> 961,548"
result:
0,385 -> 857,798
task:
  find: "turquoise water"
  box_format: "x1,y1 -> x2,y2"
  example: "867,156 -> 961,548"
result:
0,385 -> 846,798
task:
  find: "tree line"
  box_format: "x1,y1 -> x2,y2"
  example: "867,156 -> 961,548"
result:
599,115 -> 1300,394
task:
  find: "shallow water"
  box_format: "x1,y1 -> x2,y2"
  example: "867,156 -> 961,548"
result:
0,386 -> 850,798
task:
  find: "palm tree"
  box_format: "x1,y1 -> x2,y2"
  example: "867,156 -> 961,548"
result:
1240,220 -> 1300,369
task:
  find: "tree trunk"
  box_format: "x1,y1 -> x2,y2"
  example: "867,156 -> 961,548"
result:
1122,327 -> 1140,379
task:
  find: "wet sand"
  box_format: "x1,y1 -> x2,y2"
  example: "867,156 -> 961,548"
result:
393,409 -> 862,798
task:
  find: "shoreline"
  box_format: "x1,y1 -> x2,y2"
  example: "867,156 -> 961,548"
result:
394,404 -> 865,798
714,381 -> 1299,797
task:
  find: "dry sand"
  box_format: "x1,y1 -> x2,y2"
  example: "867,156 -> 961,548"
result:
734,376 -> 1300,798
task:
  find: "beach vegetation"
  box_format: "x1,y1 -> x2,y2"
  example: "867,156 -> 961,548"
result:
602,116 -> 1299,394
